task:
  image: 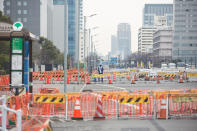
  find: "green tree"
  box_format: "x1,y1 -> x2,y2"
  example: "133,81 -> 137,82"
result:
33,37 -> 67,68
0,11 -> 12,24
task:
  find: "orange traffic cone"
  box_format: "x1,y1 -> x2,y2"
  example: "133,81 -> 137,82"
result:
134,73 -> 137,81
93,97 -> 105,120
113,73 -> 116,81
127,74 -> 130,80
179,75 -> 183,83
67,77 -> 70,84
131,79 -> 135,84
157,76 -> 160,84
109,78 -> 112,84
86,75 -> 90,84
169,76 -> 173,81
72,97 -> 83,120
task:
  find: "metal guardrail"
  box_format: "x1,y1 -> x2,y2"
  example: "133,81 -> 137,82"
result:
0,95 -> 22,131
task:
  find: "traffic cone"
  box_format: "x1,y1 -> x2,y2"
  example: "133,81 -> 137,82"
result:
134,73 -> 137,81
109,78 -> 112,84
157,76 -> 160,84
153,76 -> 156,81
127,74 -> 130,80
67,77 -> 70,84
72,97 -> 83,120
131,79 -> 135,84
113,73 -> 116,81
46,75 -> 49,84
93,97 -> 105,120
179,75 -> 183,83
169,76 -> 173,81
86,75 -> 90,84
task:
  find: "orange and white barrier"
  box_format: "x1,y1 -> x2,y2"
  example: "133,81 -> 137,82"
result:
93,97 -> 105,120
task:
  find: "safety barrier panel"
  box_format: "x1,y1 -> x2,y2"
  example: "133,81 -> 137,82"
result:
0,75 -> 9,86
0,95 -> 22,131
168,93 -> 197,119
1,89 -> 196,130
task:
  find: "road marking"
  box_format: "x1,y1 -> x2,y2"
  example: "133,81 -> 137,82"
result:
80,84 -> 87,92
95,84 -> 127,91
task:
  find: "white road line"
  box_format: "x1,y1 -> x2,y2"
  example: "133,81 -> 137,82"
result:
80,84 -> 87,92
95,84 -> 127,91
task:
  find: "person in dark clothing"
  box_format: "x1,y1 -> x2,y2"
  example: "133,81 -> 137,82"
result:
97,65 -> 104,82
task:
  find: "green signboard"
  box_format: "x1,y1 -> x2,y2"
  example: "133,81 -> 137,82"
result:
12,38 -> 23,53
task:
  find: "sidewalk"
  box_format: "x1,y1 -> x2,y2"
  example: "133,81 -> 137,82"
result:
51,119 -> 197,131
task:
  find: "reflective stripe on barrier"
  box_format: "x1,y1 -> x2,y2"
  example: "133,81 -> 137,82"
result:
34,94 -> 65,103
118,95 -> 150,103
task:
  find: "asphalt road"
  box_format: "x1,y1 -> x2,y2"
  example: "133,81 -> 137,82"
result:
50,119 -> 197,131
33,80 -> 197,93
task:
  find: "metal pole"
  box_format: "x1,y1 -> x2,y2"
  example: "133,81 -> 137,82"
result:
64,0 -> 68,93
29,40 -> 33,93
2,96 -> 7,131
84,16 -> 86,83
166,94 -> 169,120
83,16 -> 86,74
76,0 -> 80,84
17,110 -> 22,131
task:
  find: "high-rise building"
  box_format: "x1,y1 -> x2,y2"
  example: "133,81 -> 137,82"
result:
0,0 -> 4,12
153,27 -> 173,67
138,27 -> 157,54
117,23 -> 131,59
53,0 -> 65,52
143,4 -> 173,27
3,0 -> 41,35
173,0 -> 197,65
111,35 -> 118,56
40,0 -> 53,41
3,0 -> 53,41
67,0 -> 83,64
52,0 -> 83,64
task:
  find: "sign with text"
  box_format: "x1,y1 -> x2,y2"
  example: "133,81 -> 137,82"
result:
11,37 -> 23,87
110,57 -> 118,64
12,38 -> 23,53
12,55 -> 22,70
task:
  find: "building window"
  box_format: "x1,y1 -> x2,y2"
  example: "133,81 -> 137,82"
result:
23,10 -> 28,14
18,10 -> 21,14
17,1 -> 21,6
6,1 -> 10,6
23,18 -> 27,23
17,18 -> 21,22
6,10 -> 10,15
23,1 -> 27,6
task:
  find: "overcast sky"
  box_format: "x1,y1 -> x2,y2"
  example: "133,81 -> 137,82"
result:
84,0 -> 173,56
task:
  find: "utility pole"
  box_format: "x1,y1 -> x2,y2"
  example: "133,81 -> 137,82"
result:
64,0 -> 68,93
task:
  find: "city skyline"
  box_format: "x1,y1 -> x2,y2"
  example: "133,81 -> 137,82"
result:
84,0 -> 173,55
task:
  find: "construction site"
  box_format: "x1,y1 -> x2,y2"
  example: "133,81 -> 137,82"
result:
0,68 -> 197,131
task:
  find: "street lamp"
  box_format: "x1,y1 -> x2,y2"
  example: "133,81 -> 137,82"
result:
83,14 -> 97,72
64,0 -> 68,93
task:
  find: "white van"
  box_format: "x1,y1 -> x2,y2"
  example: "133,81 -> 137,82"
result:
168,63 -> 176,69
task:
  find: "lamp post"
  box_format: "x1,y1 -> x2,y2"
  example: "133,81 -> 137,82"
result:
83,14 -> 97,72
64,0 -> 68,93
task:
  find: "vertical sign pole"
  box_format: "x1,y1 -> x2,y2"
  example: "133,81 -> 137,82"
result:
24,41 -> 29,94
29,40 -> 33,93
